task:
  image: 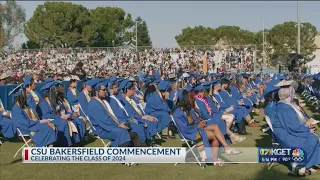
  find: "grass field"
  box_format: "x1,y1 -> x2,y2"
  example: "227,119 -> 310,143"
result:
1,98 -> 320,180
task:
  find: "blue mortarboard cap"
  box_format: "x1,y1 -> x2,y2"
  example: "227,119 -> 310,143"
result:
119,79 -> 129,90
263,84 -> 280,97
185,84 -> 193,92
212,80 -> 221,86
85,79 -> 98,87
124,81 -> 133,91
23,76 -> 32,88
8,83 -> 23,96
157,80 -> 170,91
193,83 -> 205,91
40,81 -> 57,91
203,81 -> 214,87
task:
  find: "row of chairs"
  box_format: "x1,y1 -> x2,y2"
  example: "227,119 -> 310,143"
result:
301,84 -> 320,110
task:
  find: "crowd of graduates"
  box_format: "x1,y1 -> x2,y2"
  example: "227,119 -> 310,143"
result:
0,64 -> 320,175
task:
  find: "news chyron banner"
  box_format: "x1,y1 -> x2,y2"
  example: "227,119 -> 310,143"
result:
22,147 -> 306,164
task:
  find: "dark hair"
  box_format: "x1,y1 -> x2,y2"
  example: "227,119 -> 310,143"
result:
43,90 -> 58,114
144,84 -> 156,102
14,93 -> 27,109
70,79 -> 77,84
263,91 -> 280,108
125,83 -> 135,94
173,90 -> 191,115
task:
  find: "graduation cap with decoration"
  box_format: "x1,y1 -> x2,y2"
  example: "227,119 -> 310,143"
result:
8,83 -> 23,97
184,84 -> 193,92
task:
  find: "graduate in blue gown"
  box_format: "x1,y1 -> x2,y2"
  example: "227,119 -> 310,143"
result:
167,75 -> 179,110
144,80 -> 172,138
0,100 -> 16,138
212,80 -> 251,135
55,84 -> 86,144
78,79 -> 99,117
273,82 -> 320,170
10,87 -> 56,147
118,80 -> 159,144
203,81 -> 246,143
66,76 -> 80,112
106,79 -> 147,144
87,82 -> 147,148
36,80 -> 72,146
173,89 -> 241,162
24,76 -> 41,119
219,79 -> 257,127
193,84 -> 227,136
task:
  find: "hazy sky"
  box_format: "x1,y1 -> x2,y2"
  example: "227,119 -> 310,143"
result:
15,1 -> 320,48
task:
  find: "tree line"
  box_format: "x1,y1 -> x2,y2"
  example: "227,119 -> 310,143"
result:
0,1 -> 152,50
175,22 -> 318,62
1,0 -> 318,63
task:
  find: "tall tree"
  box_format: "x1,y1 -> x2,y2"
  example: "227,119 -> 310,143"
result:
84,7 -> 135,47
0,0 -> 26,49
135,16 -> 152,47
24,2 -> 91,48
175,26 -> 216,46
21,40 -> 40,49
268,21 -> 317,62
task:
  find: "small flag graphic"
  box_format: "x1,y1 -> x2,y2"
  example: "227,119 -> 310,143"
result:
24,149 -> 29,160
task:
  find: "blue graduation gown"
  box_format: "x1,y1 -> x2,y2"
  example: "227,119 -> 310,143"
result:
213,92 -> 246,123
168,89 -> 178,110
220,90 -> 251,118
78,91 -> 90,117
229,86 -> 253,107
66,89 -> 79,107
272,102 -> 320,168
108,96 -> 146,143
26,91 -> 41,119
11,104 -> 56,147
36,99 -> 72,146
0,112 -> 17,138
173,108 -> 213,162
206,95 -> 224,122
87,98 -> 131,147
195,99 -> 227,135
58,99 -> 86,143
118,95 -> 158,139
145,92 -> 172,132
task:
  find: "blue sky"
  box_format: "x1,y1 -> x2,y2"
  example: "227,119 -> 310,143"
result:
16,1 -> 320,48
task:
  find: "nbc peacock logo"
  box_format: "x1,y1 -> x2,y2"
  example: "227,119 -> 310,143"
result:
292,148 -> 304,162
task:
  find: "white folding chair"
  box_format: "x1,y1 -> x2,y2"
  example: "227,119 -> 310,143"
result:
78,104 -> 110,147
14,128 -> 33,158
170,116 -> 205,169
264,115 -> 281,170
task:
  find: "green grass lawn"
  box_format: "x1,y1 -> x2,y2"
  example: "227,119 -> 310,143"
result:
1,101 -> 319,180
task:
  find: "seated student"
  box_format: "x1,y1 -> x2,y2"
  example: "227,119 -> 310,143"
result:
273,81 -> 320,173
173,90 -> 240,165
66,75 -> 80,112
106,78 -> 147,145
193,83 -> 228,136
220,79 -> 258,127
118,79 -> 159,146
78,79 -> 96,117
203,81 -> 246,143
55,84 -> 87,144
24,76 -> 41,120
0,99 -> 16,139
87,82 -> 147,148
10,86 -> 56,147
36,79 -> 72,147
144,80 -> 172,138
212,80 -> 251,135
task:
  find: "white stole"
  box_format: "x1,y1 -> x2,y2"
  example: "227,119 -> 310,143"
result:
110,95 -> 129,116
102,99 -> 119,121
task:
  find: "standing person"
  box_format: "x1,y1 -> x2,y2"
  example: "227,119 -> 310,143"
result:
72,62 -> 86,80
66,75 -> 80,112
